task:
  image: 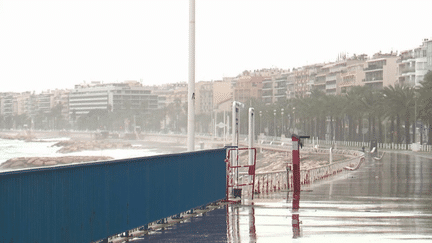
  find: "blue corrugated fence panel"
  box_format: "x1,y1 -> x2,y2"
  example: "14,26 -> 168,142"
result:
0,148 -> 226,243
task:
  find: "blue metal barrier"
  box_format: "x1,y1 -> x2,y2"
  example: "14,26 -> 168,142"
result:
0,148 -> 227,243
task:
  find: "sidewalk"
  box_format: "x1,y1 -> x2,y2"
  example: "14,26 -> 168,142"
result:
324,143 -> 432,160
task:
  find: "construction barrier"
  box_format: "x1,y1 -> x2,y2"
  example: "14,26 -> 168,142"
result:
0,148 -> 227,243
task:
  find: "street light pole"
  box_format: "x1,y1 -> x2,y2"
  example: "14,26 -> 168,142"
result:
259,111 -> 262,135
415,97 -> 417,143
274,109 -> 277,137
413,84 -> 421,144
281,108 -> 284,137
293,107 -> 296,133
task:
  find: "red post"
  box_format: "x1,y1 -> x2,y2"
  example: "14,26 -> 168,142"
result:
292,135 -> 301,211
292,214 -> 300,238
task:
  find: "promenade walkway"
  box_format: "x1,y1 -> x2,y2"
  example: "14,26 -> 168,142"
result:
129,151 -> 432,242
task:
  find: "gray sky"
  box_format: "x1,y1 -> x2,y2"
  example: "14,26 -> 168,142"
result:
0,0 -> 431,92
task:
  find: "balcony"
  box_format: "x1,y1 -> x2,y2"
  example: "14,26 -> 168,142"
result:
363,78 -> 383,83
262,84 -> 272,90
401,67 -> 415,74
275,90 -> 286,97
262,91 -> 273,97
364,65 -> 384,71
326,83 -> 337,90
325,75 -> 337,82
339,81 -> 355,87
401,56 -> 415,62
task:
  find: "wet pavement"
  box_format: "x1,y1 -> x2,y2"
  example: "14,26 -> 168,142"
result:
132,152 -> 432,242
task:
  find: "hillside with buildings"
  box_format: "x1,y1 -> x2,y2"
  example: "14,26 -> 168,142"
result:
1,38 -> 432,135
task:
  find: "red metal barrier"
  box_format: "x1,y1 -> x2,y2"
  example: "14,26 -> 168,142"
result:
224,147 -> 257,203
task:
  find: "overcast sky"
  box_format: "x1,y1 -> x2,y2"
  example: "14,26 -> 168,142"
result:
0,0 -> 431,93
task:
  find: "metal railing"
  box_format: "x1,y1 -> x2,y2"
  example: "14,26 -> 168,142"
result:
251,150 -> 365,195
304,138 -> 432,152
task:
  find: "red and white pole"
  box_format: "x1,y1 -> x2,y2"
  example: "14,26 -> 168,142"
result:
291,135 -> 301,211
291,134 -> 309,211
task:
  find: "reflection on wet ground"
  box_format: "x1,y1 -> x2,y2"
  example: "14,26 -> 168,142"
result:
134,152 -> 432,242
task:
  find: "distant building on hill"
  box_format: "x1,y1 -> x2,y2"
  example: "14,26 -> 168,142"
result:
68,81 -> 158,122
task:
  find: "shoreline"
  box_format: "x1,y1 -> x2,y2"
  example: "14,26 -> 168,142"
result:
0,130 -> 188,171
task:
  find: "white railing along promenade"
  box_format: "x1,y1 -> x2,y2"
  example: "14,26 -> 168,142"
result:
303,138 -> 432,152
238,147 -> 365,196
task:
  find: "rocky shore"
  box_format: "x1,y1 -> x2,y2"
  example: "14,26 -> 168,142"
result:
0,156 -> 114,170
0,133 -> 35,141
51,140 -> 134,153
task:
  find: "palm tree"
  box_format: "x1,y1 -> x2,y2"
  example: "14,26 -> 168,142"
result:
382,85 -> 401,144
418,71 -> 432,144
345,86 -> 369,142
359,88 -> 384,143
305,88 -> 327,139
382,85 -> 415,149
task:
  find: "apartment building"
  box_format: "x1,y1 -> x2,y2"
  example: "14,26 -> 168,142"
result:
262,78 -> 273,105
232,68 -> 291,103
12,92 -> 33,116
149,83 -> 184,108
313,65 -> 328,93
0,93 -> 15,116
69,81 -> 158,120
233,75 -> 264,103
50,89 -> 70,121
196,81 -> 213,114
262,74 -> 289,105
427,39 -> 432,70
287,73 -> 295,99
340,61 -> 366,94
213,80 -> 232,111
362,52 -> 399,90
398,39 -> 431,87
293,68 -> 308,98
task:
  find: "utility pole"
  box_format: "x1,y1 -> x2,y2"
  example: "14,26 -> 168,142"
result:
187,0 -> 195,151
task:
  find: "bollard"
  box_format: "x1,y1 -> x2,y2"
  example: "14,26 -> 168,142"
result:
257,178 -> 260,194
266,179 -> 269,194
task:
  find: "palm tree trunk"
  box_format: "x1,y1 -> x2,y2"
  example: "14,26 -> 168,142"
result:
412,118 -> 416,144
348,115 -> 352,141
420,124 -> 423,145
330,116 -> 333,141
368,115 -> 372,142
428,118 -> 432,145
335,118 -> 339,141
396,114 -> 401,144
405,117 -> 410,150
353,116 -> 357,142
378,117 -> 382,143
342,117 -> 345,141
310,118 -> 313,137
390,116 -> 394,143
320,117 -> 324,140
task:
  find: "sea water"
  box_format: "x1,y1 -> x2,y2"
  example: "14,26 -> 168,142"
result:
0,138 -> 166,167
